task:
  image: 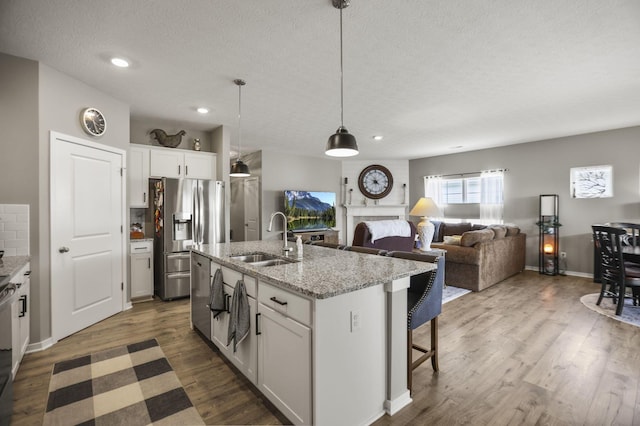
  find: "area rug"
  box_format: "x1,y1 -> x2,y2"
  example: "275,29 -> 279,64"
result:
43,339 -> 204,426
442,285 -> 471,304
580,293 -> 640,328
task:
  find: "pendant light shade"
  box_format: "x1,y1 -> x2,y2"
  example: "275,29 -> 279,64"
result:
325,0 -> 359,157
230,159 -> 250,176
230,78 -> 251,177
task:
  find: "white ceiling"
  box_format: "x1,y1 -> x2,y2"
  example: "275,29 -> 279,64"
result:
1,0 -> 640,160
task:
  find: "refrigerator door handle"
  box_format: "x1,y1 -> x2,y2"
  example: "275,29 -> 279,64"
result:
193,183 -> 200,244
199,184 -> 205,244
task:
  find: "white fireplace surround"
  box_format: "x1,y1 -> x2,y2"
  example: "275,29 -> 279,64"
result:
344,204 -> 409,245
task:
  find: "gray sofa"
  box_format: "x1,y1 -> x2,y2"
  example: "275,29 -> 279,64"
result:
430,222 -> 526,292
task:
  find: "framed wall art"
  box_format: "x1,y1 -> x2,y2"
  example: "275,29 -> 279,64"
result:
570,165 -> 613,198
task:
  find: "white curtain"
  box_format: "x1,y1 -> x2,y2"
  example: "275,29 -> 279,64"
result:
423,175 -> 444,220
480,170 -> 504,224
424,176 -> 443,210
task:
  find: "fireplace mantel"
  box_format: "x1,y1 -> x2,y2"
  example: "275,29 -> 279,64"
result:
344,204 -> 409,245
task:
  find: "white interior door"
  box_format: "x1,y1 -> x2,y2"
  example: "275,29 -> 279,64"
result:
51,132 -> 125,342
244,177 -> 260,241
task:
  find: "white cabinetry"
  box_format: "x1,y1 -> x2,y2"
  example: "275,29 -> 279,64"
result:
149,147 -> 216,180
128,145 -> 150,207
210,263 -> 258,384
257,281 -> 312,426
10,263 -> 30,379
129,240 -> 153,301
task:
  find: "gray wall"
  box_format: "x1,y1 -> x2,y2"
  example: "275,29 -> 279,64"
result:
409,126 -> 640,275
0,52 -> 131,344
261,150 -> 343,242
0,53 -> 40,337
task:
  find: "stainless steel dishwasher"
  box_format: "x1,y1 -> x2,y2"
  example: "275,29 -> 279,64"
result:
190,253 -> 212,340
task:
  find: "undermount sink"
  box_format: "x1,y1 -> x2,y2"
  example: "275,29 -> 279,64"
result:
229,252 -> 296,267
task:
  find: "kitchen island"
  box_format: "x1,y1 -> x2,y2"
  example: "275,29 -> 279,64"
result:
191,241 -> 436,426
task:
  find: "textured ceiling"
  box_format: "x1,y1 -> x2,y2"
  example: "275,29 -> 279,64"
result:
1,0 -> 639,160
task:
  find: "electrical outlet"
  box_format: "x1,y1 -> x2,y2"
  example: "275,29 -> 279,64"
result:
350,310 -> 361,332
560,252 -> 567,258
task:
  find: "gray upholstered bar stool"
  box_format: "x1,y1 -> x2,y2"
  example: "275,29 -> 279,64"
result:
387,251 -> 444,393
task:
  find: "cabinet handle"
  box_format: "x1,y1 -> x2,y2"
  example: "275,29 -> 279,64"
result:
225,294 -> 232,313
186,165 -> 189,176
256,313 -> 261,335
178,165 -> 181,175
148,258 -> 151,269
270,296 -> 288,306
19,295 -> 27,317
143,192 -> 146,203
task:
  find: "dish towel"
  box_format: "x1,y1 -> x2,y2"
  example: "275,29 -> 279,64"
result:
227,279 -> 250,353
209,268 -> 226,318
364,219 -> 412,242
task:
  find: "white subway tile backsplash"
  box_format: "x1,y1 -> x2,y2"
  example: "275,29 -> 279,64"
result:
4,222 -> 27,231
0,204 -> 29,256
5,205 -> 28,214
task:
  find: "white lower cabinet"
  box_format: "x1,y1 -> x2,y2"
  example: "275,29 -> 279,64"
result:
211,264 -> 258,385
204,259 -> 313,425
257,301 -> 311,426
130,241 -> 153,300
11,263 -> 30,379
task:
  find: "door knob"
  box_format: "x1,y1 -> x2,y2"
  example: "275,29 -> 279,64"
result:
59,247 -> 70,253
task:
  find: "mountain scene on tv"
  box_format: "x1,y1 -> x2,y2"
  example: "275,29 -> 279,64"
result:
285,191 -> 336,231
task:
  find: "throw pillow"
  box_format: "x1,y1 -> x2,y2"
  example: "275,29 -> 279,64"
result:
460,229 -> 495,247
443,235 -> 462,245
488,225 -> 507,239
505,226 -> 520,236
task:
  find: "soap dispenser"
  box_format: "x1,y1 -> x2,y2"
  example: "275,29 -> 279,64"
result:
296,235 -> 303,260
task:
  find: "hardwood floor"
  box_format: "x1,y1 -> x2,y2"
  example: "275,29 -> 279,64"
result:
12,271 -> 640,425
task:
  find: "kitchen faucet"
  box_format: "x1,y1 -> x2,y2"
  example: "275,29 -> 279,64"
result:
268,211 -> 293,254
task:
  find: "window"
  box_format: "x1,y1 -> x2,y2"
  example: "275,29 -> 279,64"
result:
425,170 -> 505,224
440,177 -> 481,204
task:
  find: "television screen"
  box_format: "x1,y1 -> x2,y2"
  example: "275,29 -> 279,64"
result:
284,190 -> 336,232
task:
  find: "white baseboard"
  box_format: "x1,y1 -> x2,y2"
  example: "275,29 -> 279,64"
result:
524,265 -> 593,279
384,390 -> 412,416
26,337 -> 54,354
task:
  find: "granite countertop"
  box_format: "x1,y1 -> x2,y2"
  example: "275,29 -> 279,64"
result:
0,255 -> 30,282
192,241 -> 436,299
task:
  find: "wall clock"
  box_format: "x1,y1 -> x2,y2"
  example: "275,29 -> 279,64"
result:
358,164 -> 393,199
80,107 -> 106,137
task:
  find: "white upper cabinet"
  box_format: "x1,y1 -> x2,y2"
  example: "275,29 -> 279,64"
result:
149,146 -> 216,180
128,146 -> 150,207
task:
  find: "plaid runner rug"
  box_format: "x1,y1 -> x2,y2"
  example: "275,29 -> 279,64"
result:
43,339 -> 203,426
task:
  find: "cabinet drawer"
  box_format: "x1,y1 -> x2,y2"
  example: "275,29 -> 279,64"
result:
259,282 -> 311,326
221,266 -> 243,288
130,241 -> 152,253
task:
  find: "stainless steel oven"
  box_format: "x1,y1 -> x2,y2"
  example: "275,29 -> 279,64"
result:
0,278 -> 17,426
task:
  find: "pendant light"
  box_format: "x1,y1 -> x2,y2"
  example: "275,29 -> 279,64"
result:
325,0 -> 359,157
230,78 -> 251,177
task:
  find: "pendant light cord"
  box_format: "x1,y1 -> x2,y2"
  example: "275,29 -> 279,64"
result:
237,82 -> 242,162
339,4 -> 344,128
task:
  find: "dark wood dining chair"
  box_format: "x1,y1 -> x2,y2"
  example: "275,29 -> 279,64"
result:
592,225 -> 640,315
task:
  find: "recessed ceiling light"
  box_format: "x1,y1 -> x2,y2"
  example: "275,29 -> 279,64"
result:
110,57 -> 129,68
372,135 -> 383,141
197,107 -> 209,114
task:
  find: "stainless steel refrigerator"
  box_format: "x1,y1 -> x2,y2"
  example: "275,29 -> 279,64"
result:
147,178 -> 224,300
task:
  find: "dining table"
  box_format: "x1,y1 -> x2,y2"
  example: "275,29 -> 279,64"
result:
622,245 -> 640,264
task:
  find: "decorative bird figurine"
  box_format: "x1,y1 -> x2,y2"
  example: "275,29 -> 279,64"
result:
149,129 -> 186,148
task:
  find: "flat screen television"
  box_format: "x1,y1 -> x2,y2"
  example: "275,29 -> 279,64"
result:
284,190 -> 336,232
